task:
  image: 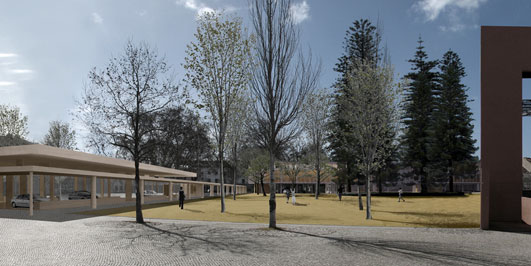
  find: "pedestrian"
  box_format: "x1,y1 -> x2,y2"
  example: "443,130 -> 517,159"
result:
179,186 -> 186,209
398,187 -> 405,202
284,188 -> 290,203
337,185 -> 343,201
291,187 -> 296,205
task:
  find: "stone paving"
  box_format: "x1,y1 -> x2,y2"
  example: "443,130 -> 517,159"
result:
1,213 -> 531,266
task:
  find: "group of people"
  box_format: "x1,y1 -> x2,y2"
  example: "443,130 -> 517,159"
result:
283,187 -> 297,205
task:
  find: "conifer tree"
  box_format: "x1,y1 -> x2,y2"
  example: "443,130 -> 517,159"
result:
402,37 -> 438,193
428,50 -> 476,192
329,19 -> 382,209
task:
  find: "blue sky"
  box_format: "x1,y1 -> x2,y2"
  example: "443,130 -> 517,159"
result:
0,0 -> 530,157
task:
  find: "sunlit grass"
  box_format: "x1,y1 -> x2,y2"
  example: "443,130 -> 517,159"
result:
78,193 -> 480,228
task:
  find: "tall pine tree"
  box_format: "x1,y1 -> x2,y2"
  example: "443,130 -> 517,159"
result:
329,19 -> 381,210
402,37 -> 438,193
428,50 -> 476,192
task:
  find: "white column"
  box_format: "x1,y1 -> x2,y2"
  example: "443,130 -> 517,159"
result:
29,172 -> 33,216
91,176 -> 97,209
169,182 -> 173,201
140,179 -> 145,205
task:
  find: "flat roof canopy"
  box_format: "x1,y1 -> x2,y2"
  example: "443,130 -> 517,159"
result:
0,144 -> 197,181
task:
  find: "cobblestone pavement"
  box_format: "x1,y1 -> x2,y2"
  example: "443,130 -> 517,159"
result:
0,215 -> 531,266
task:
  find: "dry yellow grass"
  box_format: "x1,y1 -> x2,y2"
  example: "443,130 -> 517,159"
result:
79,193 -> 480,228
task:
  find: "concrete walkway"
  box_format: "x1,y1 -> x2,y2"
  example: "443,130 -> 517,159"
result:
0,215 -> 530,266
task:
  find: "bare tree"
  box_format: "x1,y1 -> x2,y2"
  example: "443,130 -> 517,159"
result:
78,41 -> 179,223
250,0 -> 320,228
341,60 -> 401,219
184,12 -> 252,212
301,89 -> 332,199
226,93 -> 252,200
42,120 -> 77,150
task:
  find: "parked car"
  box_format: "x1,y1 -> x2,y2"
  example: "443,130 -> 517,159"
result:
144,190 -> 157,196
68,191 -> 99,200
11,194 -> 47,208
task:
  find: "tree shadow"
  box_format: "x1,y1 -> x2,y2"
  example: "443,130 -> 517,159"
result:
112,221 -> 273,257
377,210 -> 466,218
274,228 -> 526,265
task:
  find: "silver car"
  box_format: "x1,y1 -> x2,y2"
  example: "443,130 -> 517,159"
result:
11,194 -> 47,208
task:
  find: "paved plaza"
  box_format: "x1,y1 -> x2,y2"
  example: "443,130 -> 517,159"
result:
1,212 -> 531,266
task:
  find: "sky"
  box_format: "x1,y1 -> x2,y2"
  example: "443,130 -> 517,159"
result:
1,0 -> 531,157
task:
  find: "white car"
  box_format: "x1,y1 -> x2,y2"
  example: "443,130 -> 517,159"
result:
11,194 -> 48,208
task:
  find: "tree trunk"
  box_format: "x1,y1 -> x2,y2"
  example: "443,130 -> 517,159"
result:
377,172 -> 382,193
134,159 -> 144,223
315,143 -> 321,199
346,164 -> 352,192
260,176 -> 266,196
268,148 -> 276,228
366,172 -> 372,220
219,141 -> 225,213
233,145 -> 237,200
448,160 -> 454,193
357,177 -> 363,211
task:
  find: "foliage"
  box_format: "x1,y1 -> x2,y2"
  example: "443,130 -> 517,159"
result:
329,18 -> 385,198
427,50 -> 477,191
0,104 -> 28,138
42,120 -> 77,150
341,60 -> 401,219
184,12 -> 252,212
143,106 -> 212,172
245,149 -> 269,196
401,37 -> 439,193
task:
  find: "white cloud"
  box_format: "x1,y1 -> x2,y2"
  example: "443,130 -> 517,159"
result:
290,1 -> 310,24
415,0 -> 486,21
176,0 -> 215,17
0,53 -> 17,58
0,81 -> 16,86
9,69 -> 33,74
414,0 -> 486,32
91,12 -> 104,24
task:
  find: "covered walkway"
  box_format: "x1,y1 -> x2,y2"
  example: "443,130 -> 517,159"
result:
0,144 -> 246,216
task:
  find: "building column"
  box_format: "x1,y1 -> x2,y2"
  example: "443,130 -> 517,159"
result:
91,176 -> 97,209
107,178 -> 111,198
0,175 -> 3,202
100,178 -> 105,198
210,185 -> 214,196
140,179 -> 145,205
201,184 -> 205,199
39,176 -> 45,197
125,179 -> 133,201
29,172 -> 33,216
151,182 -> 154,192
169,182 -> 173,201
6,175 -> 13,208
74,177 -> 78,191
50,176 -> 55,201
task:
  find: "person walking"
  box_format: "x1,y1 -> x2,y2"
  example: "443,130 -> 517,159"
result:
291,187 -> 296,205
398,187 -> 405,202
337,185 -> 343,201
284,188 -> 290,204
179,186 -> 186,209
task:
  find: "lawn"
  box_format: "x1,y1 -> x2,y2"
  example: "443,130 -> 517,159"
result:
78,193 -> 480,228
